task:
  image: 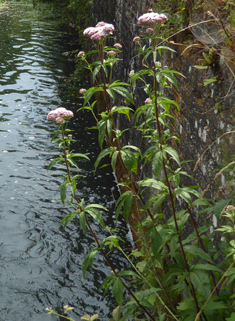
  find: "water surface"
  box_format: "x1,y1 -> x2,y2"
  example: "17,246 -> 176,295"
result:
0,2 -> 130,320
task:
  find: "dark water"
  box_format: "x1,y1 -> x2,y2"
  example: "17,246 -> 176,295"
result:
0,2 -> 130,320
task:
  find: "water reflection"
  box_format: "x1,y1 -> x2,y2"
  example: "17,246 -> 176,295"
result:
0,2 -> 129,320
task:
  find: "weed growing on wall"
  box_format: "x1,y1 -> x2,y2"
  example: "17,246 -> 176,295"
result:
46,12 -> 235,321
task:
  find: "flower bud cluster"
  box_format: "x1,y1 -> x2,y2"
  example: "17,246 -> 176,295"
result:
77,51 -> 85,58
137,12 -> 168,26
107,50 -> 116,57
47,107 -> 74,124
83,21 -> 115,41
79,88 -> 87,94
145,98 -> 152,104
114,43 -> 122,49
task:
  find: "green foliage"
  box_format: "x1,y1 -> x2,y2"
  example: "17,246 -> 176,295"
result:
46,14 -> 235,321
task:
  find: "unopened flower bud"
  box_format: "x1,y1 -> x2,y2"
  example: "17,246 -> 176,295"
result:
55,117 -> 64,124
114,43 -> 122,48
146,28 -> 154,33
155,61 -> 162,68
133,36 -> 140,42
107,50 -> 116,57
226,205 -> 235,211
129,70 -> 135,77
77,51 -> 85,58
79,88 -> 87,94
145,98 -> 152,104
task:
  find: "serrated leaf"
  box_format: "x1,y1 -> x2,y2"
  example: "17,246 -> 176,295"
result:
97,119 -> 106,149
85,208 -> 105,228
112,86 -> 134,105
107,88 -> 116,102
152,151 -> 163,179
47,157 -> 63,170
120,150 -> 137,173
214,199 -> 231,217
70,153 -> 90,160
79,210 -> 87,233
60,211 -> 79,229
163,146 -> 180,165
82,248 -> 99,279
140,178 -> 168,192
111,106 -> 133,120
112,278 -> 124,306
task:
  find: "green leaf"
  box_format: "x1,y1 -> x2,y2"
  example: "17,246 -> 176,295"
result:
226,312 -> 235,321
92,64 -> 101,80
94,147 -> 114,172
192,199 -> 208,206
140,178 -> 168,192
79,210 -> 87,233
152,151 -> 163,179
175,187 -> 194,205
107,88 -> 116,102
60,211 -> 79,229
111,150 -> 119,172
111,106 -> 133,120
47,157 -> 63,170
193,263 -> 222,273
60,183 -> 67,203
83,87 -> 103,106
160,72 -> 179,90
123,193 -> 133,222
112,278 -> 124,306
82,248 -> 99,279
97,119 -> 106,149
115,191 -> 133,222
203,76 -> 218,86
112,86 -> 134,105
184,245 -> 211,261
70,153 -> 90,160
85,208 -> 105,228
151,228 -> 162,259
163,146 -> 180,165
157,45 -> 176,53
118,270 -> 141,279
204,299 -> 226,311
106,118 -> 113,139
111,306 -> 121,321
120,150 -> 137,173
194,65 -> 208,70
214,199 -> 231,217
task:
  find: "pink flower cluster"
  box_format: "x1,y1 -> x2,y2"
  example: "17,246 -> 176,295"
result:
114,43 -> 122,49
47,107 -> 74,124
137,12 -> 168,26
83,21 -> 115,40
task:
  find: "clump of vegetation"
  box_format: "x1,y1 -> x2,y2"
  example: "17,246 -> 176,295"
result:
45,10 -> 235,321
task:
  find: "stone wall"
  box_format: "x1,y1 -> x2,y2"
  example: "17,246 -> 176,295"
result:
91,0 -> 235,208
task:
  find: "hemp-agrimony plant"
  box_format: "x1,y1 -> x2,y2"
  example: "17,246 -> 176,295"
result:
46,11 -> 235,321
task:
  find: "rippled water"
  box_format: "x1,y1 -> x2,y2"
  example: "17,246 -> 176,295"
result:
0,2 -> 130,320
